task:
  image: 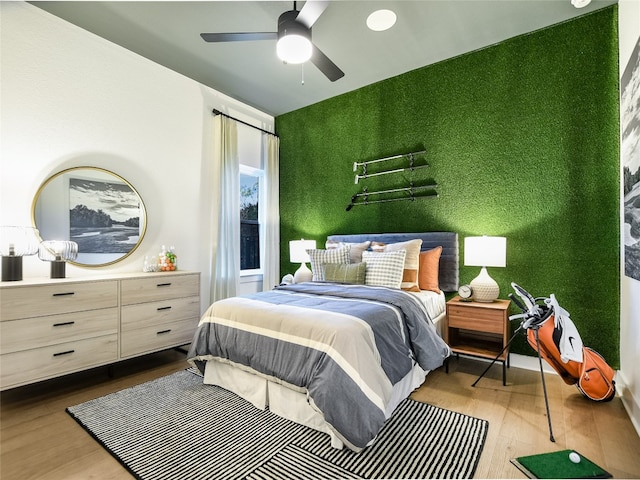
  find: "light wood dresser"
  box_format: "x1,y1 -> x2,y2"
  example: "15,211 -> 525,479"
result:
0,271 -> 200,390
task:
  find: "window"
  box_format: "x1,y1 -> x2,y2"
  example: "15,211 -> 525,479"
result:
240,165 -> 263,273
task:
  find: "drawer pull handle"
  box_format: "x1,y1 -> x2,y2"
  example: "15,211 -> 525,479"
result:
157,329 -> 172,335
53,292 -> 75,297
53,321 -> 75,327
53,350 -> 75,357
157,283 -> 172,287
157,306 -> 172,311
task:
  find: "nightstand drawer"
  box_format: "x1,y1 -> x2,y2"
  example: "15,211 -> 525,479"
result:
448,308 -> 504,334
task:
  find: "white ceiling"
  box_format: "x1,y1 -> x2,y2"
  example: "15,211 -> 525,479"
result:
30,0 -> 617,116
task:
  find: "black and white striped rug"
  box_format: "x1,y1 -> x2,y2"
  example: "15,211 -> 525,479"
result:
66,370 -> 488,479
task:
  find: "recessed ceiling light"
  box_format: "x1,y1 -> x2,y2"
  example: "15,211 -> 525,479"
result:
571,0 -> 591,7
366,9 -> 397,32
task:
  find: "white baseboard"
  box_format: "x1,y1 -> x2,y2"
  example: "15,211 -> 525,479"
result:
616,370 -> 640,439
508,352 -> 558,374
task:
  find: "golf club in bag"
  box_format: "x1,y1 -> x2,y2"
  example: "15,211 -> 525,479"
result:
472,283 -> 616,442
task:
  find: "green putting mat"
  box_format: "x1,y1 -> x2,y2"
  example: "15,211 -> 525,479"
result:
511,449 -> 612,479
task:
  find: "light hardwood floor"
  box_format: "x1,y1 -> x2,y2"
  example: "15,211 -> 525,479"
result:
2,350 -> 639,479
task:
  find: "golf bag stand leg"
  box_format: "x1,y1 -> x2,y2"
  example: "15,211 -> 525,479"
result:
533,324 -> 555,442
472,324 -> 523,387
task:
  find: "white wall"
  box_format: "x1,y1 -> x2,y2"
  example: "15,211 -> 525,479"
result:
619,0 -> 640,437
0,2 -> 274,312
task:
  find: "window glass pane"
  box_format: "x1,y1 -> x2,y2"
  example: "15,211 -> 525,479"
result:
240,173 -> 260,270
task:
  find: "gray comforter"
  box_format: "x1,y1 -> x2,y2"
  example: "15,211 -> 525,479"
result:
187,282 -> 450,451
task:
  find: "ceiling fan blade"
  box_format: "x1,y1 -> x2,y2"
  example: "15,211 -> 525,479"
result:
311,44 -> 344,82
295,0 -> 329,28
200,32 -> 277,42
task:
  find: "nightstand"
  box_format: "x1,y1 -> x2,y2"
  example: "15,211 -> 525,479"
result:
445,296 -> 511,385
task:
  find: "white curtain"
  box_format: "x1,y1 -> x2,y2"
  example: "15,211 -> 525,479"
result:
210,115 -> 239,303
262,133 -> 280,291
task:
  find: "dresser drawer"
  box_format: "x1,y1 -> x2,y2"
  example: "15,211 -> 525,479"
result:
121,274 -> 199,305
121,296 -> 200,330
0,334 -> 118,390
120,318 -> 198,357
0,281 -> 118,321
0,308 -> 118,354
447,306 -> 504,334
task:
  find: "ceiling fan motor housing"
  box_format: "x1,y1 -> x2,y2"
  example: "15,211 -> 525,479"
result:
278,10 -> 312,42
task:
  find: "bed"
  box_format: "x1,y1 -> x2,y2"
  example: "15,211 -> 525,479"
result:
187,232 -> 459,452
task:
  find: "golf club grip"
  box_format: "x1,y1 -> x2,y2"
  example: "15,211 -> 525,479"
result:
509,292 -> 526,311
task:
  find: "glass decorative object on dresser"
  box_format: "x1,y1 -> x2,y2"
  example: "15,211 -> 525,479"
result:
38,240 -> 78,278
0,226 -> 40,281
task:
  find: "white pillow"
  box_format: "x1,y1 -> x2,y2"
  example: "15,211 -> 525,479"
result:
307,245 -> 351,281
362,250 -> 407,289
325,240 -> 371,263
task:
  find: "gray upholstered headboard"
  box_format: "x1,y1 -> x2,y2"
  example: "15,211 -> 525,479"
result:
326,232 -> 459,292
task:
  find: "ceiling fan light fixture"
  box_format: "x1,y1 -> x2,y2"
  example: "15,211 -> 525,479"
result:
571,0 -> 591,7
277,34 -> 313,64
366,9 -> 397,32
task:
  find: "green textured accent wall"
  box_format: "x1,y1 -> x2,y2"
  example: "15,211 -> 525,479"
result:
276,7 -> 620,364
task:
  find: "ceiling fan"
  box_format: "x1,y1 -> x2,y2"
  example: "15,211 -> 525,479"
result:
200,1 -> 344,82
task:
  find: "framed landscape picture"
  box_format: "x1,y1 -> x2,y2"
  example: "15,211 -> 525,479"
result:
69,177 -> 142,256
622,37 -> 640,281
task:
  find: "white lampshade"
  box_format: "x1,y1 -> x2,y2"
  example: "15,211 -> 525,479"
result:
464,236 -> 506,268
464,236 -> 506,302
289,239 -> 316,263
289,239 -> 316,283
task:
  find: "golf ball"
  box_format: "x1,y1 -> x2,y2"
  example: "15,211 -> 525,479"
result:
569,452 -> 581,464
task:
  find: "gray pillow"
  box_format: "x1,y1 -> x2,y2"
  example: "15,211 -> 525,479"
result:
307,245 -> 351,281
323,262 -> 366,285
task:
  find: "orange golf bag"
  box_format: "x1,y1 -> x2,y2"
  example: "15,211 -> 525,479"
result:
526,317 -> 616,402
512,284 -> 616,402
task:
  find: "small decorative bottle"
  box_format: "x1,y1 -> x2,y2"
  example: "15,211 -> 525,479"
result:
167,246 -> 177,271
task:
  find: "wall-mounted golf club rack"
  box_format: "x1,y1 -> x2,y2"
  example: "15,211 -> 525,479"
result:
347,150 -> 438,211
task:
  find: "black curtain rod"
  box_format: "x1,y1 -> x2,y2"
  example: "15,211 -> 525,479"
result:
212,109 -> 278,137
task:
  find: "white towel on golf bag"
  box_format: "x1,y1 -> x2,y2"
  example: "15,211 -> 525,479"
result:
547,294 -> 583,363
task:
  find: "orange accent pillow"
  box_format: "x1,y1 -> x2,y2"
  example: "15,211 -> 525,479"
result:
418,246 -> 442,293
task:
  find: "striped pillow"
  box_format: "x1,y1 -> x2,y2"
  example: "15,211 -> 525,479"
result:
323,262 -> 366,284
362,250 -> 407,289
307,245 -> 351,281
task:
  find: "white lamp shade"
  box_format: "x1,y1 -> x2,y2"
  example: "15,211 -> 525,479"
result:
464,236 -> 506,268
289,239 -> 316,263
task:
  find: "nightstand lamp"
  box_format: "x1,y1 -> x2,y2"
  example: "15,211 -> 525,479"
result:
464,235 -> 506,302
38,240 -> 78,278
289,239 -> 316,283
0,226 -> 40,281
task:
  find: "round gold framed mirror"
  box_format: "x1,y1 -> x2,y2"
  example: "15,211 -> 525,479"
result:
31,167 -> 147,267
